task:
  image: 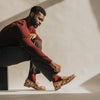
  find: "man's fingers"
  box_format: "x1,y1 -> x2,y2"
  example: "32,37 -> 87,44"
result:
32,35 -> 36,39
30,34 -> 37,40
54,65 -> 61,72
49,61 -> 61,73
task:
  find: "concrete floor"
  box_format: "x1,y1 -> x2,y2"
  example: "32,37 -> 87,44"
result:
0,87 -> 99,100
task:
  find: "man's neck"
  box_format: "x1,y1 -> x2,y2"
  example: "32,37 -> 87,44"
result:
25,17 -> 33,28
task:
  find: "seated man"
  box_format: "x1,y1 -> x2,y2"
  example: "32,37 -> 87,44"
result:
0,6 -> 76,90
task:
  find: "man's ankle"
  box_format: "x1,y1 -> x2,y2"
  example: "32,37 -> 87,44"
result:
52,75 -> 62,82
28,74 -> 36,82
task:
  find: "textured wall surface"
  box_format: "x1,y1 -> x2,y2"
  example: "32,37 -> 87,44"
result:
0,0 -> 100,92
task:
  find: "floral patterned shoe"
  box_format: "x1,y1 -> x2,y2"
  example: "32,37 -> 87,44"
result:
53,74 -> 76,90
24,78 -> 46,91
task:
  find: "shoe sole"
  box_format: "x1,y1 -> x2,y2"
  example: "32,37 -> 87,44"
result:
24,79 -> 46,91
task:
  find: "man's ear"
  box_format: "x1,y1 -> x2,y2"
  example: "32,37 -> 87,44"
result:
30,12 -> 34,17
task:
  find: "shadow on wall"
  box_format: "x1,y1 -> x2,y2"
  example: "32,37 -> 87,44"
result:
80,73 -> 100,93
0,0 -> 64,30
89,0 -> 100,33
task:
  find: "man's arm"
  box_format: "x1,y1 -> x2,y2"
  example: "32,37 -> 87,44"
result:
16,21 -> 52,64
16,21 -> 61,72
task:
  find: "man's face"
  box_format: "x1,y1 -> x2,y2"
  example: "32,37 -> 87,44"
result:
30,11 -> 45,28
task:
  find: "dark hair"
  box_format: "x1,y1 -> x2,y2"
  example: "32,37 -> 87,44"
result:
30,6 -> 46,16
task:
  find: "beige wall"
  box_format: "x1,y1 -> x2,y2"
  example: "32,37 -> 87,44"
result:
0,0 -> 100,91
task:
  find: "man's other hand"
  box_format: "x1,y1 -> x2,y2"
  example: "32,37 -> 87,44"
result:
49,61 -> 61,72
30,33 -> 37,40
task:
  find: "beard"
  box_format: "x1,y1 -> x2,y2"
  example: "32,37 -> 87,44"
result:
30,16 -> 38,28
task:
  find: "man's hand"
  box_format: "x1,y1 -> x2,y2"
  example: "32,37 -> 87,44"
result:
49,61 -> 61,72
30,33 -> 37,40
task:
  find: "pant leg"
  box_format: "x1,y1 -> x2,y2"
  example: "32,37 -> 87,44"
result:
28,39 -> 58,81
0,45 -> 58,81
30,57 -> 58,81
0,46 -> 30,67
28,39 -> 42,75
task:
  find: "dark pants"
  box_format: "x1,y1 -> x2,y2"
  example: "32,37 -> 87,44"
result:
0,40 -> 57,81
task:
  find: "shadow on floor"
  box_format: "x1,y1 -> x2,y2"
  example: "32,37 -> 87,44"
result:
80,73 -> 100,93
0,89 -> 54,92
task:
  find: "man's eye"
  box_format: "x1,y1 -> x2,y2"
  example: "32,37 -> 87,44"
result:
39,18 -> 43,21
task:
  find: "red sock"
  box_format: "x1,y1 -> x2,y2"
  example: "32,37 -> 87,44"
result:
28,74 -> 36,82
32,74 -> 36,82
52,75 -> 61,82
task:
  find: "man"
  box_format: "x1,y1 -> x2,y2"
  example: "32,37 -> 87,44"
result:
0,6 -> 76,90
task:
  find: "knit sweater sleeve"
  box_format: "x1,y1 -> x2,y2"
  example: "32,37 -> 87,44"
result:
16,20 -> 52,64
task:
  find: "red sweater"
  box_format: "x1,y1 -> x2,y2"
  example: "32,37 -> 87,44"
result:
0,19 -> 52,64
